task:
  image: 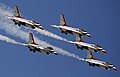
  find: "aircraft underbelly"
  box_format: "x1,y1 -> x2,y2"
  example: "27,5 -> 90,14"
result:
13,20 -> 19,23
29,46 -> 36,50
28,46 -> 40,52
25,24 -> 35,28
60,28 -> 67,32
40,49 -> 50,54
88,48 -> 94,52
77,44 -> 82,48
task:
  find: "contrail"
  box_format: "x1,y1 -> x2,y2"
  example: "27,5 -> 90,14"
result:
0,3 -> 13,17
0,3 -> 85,61
0,3 -> 70,43
0,34 -> 22,45
34,28 -> 69,42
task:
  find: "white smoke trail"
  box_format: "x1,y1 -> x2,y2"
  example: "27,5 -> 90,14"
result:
0,34 -> 21,45
0,3 -> 69,43
34,28 -> 69,42
0,3 -> 84,61
0,3 -> 13,17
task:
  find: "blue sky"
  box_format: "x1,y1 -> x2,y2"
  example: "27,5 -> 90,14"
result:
0,0 -> 119,77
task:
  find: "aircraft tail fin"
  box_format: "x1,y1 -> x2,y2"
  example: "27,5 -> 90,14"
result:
87,51 -> 93,59
14,5 -> 21,17
60,14 -> 69,26
29,33 -> 36,44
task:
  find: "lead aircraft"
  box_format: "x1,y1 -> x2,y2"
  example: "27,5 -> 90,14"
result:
51,14 -> 92,40
7,5 -> 43,30
23,33 -> 58,55
84,51 -> 117,70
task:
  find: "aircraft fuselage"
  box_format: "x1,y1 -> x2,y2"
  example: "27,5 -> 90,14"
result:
8,16 -> 43,29
85,59 -> 117,70
51,25 -> 90,37
70,41 -> 105,53
23,44 -> 57,55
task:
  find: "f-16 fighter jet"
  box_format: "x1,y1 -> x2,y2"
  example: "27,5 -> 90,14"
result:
51,14 -> 91,39
84,51 -> 117,70
7,5 -> 43,30
23,33 -> 58,55
69,39 -> 106,53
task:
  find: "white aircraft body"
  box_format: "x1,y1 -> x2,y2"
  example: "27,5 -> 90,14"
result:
23,33 -> 58,55
7,5 -> 43,29
51,14 -> 92,40
84,51 -> 117,70
69,40 -> 106,53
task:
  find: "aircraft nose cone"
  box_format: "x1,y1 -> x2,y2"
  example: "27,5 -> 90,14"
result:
102,50 -> 107,53
86,34 -> 92,38
112,67 -> 118,71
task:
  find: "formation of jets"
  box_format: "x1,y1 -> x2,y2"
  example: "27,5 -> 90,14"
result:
4,5 -> 117,71
51,14 -> 117,71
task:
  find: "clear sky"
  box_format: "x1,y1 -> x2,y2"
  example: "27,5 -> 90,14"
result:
0,0 -> 119,77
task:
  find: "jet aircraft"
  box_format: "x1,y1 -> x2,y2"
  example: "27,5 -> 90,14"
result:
69,39 -> 106,53
23,33 -> 58,55
7,5 -> 43,30
84,51 -> 117,70
51,14 -> 92,40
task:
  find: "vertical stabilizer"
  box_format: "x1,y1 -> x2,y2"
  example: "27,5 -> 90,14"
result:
87,51 -> 93,59
29,33 -> 36,44
14,5 -> 21,17
60,14 -> 68,26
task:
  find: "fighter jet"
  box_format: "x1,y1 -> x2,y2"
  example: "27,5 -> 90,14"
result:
23,33 -> 58,55
7,5 -> 43,30
69,38 -> 106,53
51,14 -> 92,39
84,51 -> 117,70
